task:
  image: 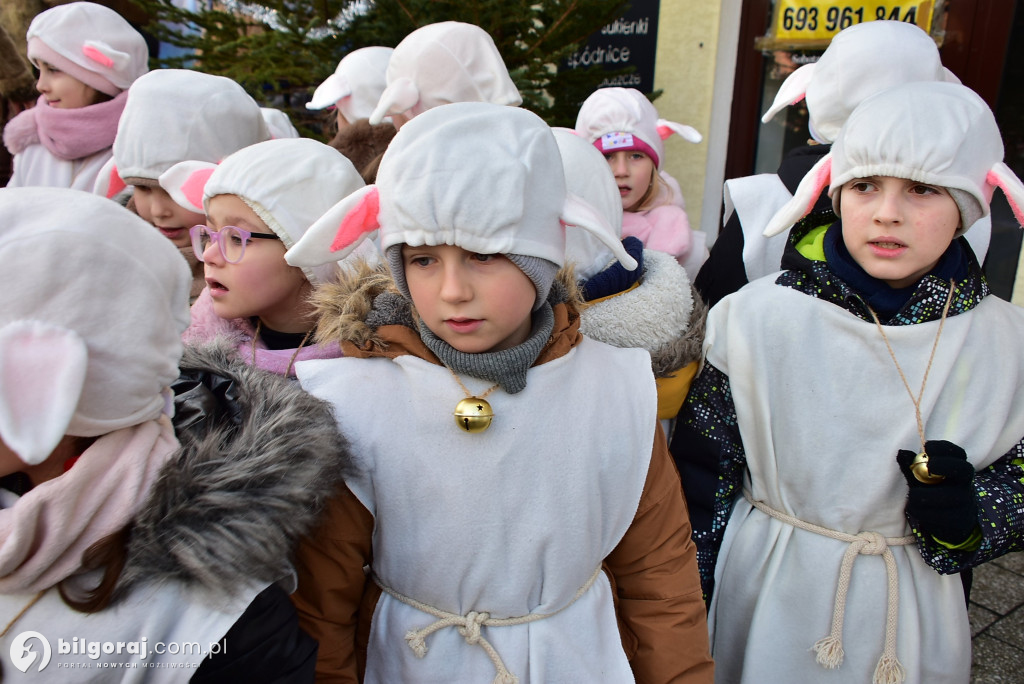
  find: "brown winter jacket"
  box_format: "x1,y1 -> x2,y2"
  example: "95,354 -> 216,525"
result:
290,266 -> 714,683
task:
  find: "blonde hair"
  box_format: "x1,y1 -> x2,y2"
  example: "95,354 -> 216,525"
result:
629,167 -> 669,213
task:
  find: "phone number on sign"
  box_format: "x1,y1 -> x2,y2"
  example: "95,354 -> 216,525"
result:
775,1 -> 932,40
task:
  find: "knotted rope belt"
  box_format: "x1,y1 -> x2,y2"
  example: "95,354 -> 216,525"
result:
744,491 -> 916,684
373,566 -> 602,684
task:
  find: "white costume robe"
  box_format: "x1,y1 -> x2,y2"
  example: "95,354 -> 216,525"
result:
704,278 -> 1024,684
298,338 -> 656,683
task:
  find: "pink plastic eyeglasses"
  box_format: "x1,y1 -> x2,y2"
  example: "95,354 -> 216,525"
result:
190,225 -> 279,264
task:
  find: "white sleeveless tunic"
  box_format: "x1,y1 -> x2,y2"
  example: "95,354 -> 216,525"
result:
704,278 -> 1024,684
297,338 -> 656,683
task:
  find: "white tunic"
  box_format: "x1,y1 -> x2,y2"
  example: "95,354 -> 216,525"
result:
297,338 -> 656,683
7,144 -> 112,192
703,278 -> 1024,684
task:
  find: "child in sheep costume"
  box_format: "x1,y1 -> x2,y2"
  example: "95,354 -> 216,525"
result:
0,187 -> 351,681
575,87 -> 706,277
159,137 -> 375,377
286,102 -> 713,683
3,2 -> 148,191
694,20 -> 989,309
677,81 -> 1024,684
554,127 -> 706,441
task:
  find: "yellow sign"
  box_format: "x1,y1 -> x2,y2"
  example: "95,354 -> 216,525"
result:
760,0 -> 935,49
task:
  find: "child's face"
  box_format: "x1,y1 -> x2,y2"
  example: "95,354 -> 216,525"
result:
202,194 -> 312,331
35,61 -> 102,109
402,244 -> 536,354
133,184 -> 206,249
840,176 -> 961,289
605,150 -> 656,212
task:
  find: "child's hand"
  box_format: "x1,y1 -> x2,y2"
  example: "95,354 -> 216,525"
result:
896,440 -> 979,545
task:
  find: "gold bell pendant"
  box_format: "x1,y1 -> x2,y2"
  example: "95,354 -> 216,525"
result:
454,397 -> 494,433
910,452 -> 946,484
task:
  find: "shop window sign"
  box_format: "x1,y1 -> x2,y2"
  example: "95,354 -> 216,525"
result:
757,0 -> 940,50
563,1 -> 661,94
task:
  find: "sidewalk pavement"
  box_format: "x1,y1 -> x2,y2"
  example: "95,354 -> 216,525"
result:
970,551 -> 1024,682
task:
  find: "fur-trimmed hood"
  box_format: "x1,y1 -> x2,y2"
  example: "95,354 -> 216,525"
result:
579,249 -> 707,378
114,342 -> 352,600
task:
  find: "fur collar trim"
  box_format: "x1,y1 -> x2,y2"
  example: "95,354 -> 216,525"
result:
579,249 -> 707,377
310,260 -> 585,366
115,342 -> 352,599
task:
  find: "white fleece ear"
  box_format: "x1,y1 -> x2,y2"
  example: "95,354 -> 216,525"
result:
369,77 -> 420,125
656,119 -> 702,144
763,152 -> 832,237
286,185 -> 381,267
987,162 -> 1024,227
761,63 -> 815,124
561,193 -> 638,270
0,321 -> 88,465
158,161 -> 218,214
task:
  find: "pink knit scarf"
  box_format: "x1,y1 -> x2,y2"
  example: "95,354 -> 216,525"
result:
0,417 -> 178,595
2,91 -> 128,161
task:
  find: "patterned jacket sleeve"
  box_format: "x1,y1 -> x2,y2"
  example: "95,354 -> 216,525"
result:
913,436 -> 1024,573
669,361 -> 747,601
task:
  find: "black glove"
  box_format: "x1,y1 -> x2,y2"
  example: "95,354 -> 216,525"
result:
896,440 -> 979,546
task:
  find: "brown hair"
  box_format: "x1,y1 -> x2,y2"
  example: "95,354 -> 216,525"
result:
57,525 -> 131,613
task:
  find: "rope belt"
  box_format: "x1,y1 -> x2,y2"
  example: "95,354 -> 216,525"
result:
373,566 -> 602,684
744,491 -> 916,684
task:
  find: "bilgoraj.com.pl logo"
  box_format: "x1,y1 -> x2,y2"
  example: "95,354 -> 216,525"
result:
8,631 -> 227,673
9,631 -> 51,672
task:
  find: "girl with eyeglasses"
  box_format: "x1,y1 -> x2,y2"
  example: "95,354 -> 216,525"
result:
161,138 -> 378,377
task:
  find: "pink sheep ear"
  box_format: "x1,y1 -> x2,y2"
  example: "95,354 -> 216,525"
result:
93,158 -> 125,199
332,187 -> 380,252
987,163 -> 1024,227
763,153 -> 832,237
761,63 -> 815,124
158,161 -> 218,214
656,119 -> 702,144
82,44 -> 113,68
81,40 -> 131,72
286,186 -> 380,268
105,163 -> 126,199
0,321 -> 88,466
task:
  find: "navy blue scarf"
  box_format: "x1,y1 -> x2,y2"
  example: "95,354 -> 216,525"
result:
823,222 -> 968,319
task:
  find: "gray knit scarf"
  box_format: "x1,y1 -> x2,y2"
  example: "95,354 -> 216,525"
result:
418,303 -> 554,395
